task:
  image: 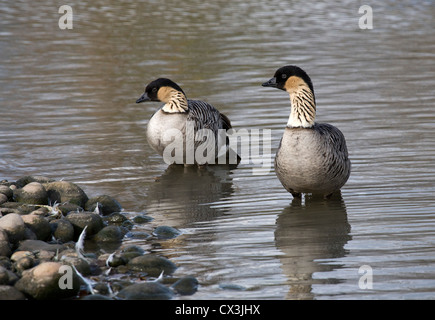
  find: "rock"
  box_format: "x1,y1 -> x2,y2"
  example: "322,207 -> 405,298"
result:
0,285 -> 26,300
153,226 -> 181,240
15,176 -> 54,188
60,256 -> 91,276
93,225 -> 124,243
50,219 -> 75,243
0,185 -> 13,201
0,241 -> 11,257
44,181 -> 89,208
85,195 -> 122,216
16,239 -> 65,253
0,194 -> 7,206
119,245 -> 145,263
14,256 -> 35,274
132,214 -> 153,224
172,276 -> 199,295
23,227 -> 37,240
0,213 -> 26,244
0,228 -> 11,257
103,212 -> 128,225
117,282 -> 173,300
65,212 -> 104,239
0,202 -> 37,215
13,182 -> 48,205
105,254 -> 125,268
10,251 -> 35,262
126,231 -> 152,240
57,203 -> 83,216
21,215 -> 52,241
29,207 -> 49,216
14,262 -> 80,300
35,250 -> 56,262
0,266 -> 9,285
127,254 -> 177,277
0,266 -> 18,286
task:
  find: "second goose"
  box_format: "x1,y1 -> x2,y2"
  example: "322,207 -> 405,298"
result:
262,65 -> 351,199
136,78 -> 237,165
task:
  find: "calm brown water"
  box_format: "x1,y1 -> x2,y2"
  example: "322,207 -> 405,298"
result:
1,0 -> 435,299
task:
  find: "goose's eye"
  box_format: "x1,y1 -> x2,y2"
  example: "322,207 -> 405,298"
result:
152,87 -> 158,93
281,74 -> 287,79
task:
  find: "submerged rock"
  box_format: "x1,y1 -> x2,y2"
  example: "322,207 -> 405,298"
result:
127,254 -> 177,277
153,226 -> 181,240
172,276 -> 199,296
132,214 -> 153,224
117,282 -> 173,300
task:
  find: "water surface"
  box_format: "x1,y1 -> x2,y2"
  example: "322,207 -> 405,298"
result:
1,0 -> 434,299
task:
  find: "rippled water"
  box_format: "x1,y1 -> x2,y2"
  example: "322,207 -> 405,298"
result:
1,0 -> 435,299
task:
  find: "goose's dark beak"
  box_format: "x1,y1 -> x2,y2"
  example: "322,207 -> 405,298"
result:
262,77 -> 277,88
136,92 -> 150,103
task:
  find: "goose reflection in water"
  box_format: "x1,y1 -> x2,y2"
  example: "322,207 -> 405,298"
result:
145,164 -> 235,227
275,192 -> 351,299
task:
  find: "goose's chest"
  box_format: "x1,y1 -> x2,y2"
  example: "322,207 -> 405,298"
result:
146,109 -> 187,153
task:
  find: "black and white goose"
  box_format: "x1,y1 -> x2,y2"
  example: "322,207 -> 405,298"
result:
262,65 -> 351,199
136,78 -> 237,165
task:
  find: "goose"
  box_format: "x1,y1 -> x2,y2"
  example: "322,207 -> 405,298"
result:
136,78 -> 237,165
262,65 -> 351,199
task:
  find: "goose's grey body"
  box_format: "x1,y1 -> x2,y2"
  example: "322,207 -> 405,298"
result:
146,99 -> 231,160
275,123 -> 350,197
137,78 -> 234,165
263,65 -> 350,198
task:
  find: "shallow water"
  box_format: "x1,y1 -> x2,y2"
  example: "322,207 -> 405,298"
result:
1,0 -> 435,299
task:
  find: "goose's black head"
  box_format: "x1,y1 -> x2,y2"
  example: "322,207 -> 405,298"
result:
136,78 -> 185,103
262,65 -> 314,95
